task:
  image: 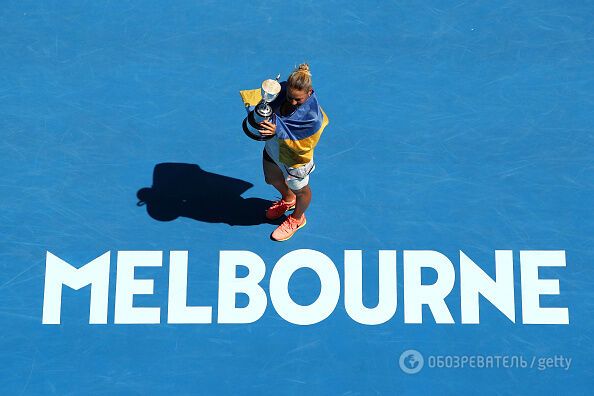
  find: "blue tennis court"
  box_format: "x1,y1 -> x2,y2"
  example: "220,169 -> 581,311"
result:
2,0 -> 592,394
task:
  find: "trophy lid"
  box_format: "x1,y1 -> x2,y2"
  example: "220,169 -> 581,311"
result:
262,79 -> 281,95
261,79 -> 281,103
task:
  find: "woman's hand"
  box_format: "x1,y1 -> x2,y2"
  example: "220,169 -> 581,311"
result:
258,120 -> 276,137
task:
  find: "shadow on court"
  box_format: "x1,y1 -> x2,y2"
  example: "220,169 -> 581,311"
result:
136,163 -> 279,226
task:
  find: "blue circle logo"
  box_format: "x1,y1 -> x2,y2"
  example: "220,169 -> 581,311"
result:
399,350 -> 424,374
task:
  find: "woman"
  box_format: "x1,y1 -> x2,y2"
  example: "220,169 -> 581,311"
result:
258,64 -> 329,241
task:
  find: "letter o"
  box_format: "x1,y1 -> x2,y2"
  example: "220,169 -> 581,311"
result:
270,249 -> 340,325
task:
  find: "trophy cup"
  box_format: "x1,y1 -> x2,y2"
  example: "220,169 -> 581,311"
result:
242,76 -> 281,141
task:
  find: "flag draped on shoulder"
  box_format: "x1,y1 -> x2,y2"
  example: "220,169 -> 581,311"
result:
274,84 -> 329,168
239,82 -> 329,168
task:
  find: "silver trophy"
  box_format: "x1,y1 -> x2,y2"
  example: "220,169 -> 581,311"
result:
242,75 -> 281,141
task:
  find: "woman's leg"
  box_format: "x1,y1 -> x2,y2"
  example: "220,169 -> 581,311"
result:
291,185 -> 311,220
263,157 -> 296,203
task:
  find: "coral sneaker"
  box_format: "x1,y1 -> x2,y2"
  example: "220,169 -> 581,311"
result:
271,214 -> 307,241
265,198 -> 296,220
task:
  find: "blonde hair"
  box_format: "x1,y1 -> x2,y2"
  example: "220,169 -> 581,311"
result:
287,63 -> 312,92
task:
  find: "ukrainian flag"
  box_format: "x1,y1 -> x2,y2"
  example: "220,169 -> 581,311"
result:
275,90 -> 329,167
240,83 -> 329,168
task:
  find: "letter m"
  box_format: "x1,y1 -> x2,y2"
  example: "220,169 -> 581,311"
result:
42,252 -> 110,324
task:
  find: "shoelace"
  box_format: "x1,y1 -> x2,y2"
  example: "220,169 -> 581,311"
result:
284,216 -> 301,230
272,198 -> 294,209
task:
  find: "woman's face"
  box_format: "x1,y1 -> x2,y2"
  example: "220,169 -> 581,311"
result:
286,87 -> 312,108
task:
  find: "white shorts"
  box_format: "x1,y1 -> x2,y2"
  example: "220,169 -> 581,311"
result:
264,138 -> 315,191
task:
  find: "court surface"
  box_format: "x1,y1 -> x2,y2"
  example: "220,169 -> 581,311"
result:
2,0 -> 593,394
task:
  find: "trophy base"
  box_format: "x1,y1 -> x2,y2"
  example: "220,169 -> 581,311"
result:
242,111 -> 275,141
